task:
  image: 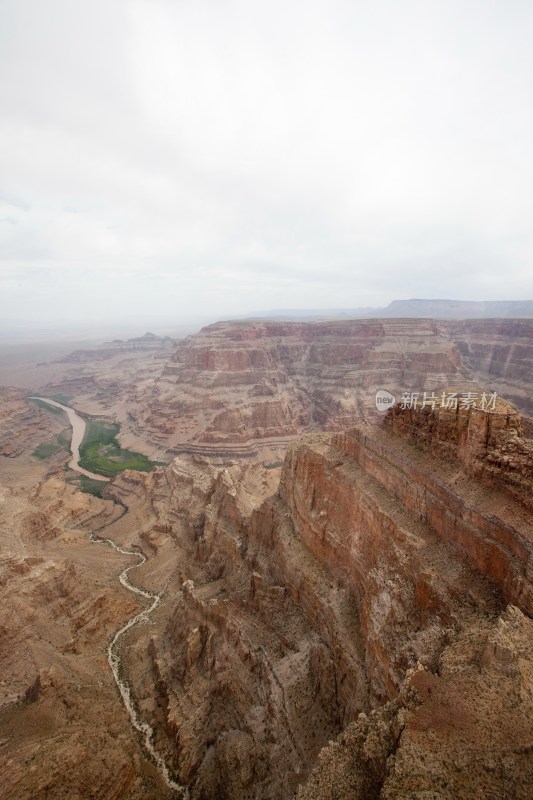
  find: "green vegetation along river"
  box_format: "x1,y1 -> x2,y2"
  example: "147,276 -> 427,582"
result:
29,396 -> 110,481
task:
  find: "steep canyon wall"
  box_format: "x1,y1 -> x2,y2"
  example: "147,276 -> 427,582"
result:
102,396 -> 533,799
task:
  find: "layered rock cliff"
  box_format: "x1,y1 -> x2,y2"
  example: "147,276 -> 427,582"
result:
119,317 -> 532,460
99,393 -> 533,799
28,317 -> 532,463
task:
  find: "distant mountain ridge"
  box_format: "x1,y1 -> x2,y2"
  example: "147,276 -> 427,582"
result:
249,299 -> 533,320
55,332 -> 175,364
383,299 -> 533,318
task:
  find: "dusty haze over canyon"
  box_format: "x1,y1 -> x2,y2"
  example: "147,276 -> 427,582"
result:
1,312 -> 532,799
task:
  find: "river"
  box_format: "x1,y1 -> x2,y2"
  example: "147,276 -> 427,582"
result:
31,397 -> 186,797
30,397 -> 109,481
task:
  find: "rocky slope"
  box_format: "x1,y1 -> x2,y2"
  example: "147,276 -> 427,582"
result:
298,604 -> 533,800
0,389 -> 62,460
96,393 -> 533,799
0,399 -> 176,799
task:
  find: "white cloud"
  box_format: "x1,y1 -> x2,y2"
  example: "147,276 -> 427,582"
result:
0,0 -> 532,327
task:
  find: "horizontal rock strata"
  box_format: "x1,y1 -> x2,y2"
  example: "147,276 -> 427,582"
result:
36,318 -> 533,461
128,318 -> 533,458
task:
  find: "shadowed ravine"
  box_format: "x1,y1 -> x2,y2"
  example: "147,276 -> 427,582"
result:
34,397 -> 186,797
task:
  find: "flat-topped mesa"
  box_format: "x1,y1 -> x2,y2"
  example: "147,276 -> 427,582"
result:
383,391 -> 533,510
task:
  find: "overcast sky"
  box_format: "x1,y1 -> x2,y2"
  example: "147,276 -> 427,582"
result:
1,0 -> 532,330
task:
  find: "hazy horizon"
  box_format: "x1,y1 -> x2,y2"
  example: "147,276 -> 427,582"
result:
2,296 -> 533,349
1,0 -> 533,327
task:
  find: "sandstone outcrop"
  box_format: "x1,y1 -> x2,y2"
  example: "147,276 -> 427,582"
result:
384,393 -> 533,511
299,604 -> 533,800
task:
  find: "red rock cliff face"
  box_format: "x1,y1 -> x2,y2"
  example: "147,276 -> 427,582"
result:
127,318 -> 532,460
280,409 -> 532,700
109,397 -> 533,799
384,396 -> 533,510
